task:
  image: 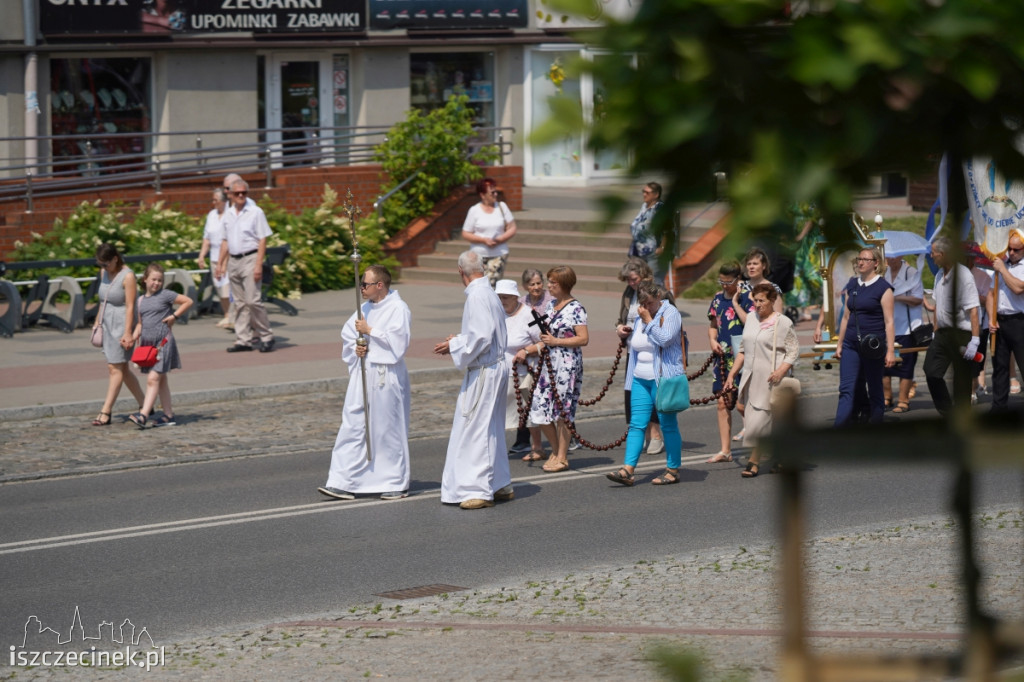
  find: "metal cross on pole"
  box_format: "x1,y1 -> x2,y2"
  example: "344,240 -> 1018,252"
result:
343,189 -> 372,462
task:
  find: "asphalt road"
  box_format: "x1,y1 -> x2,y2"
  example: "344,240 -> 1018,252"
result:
1,395 -> 1019,650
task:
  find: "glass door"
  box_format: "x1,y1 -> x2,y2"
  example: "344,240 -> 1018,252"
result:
266,54 -> 330,167
583,52 -> 631,176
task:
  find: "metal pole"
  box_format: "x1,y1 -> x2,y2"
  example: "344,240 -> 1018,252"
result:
344,189 -> 372,462
264,146 -> 273,188
195,134 -> 204,167
25,173 -> 33,213
154,159 -> 162,194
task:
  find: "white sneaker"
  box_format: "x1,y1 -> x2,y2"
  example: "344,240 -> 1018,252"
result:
646,438 -> 665,455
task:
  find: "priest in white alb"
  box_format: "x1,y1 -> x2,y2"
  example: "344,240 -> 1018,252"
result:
433,251 -> 515,510
319,265 -> 412,501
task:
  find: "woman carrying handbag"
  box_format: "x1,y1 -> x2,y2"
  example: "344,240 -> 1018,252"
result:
606,283 -> 685,487
724,283 -> 799,478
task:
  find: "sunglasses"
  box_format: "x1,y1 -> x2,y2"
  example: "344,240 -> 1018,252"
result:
233,191 -> 247,196
1008,246 -> 1023,253
359,280 -> 380,289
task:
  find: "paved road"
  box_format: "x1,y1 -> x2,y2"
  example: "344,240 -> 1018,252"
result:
2,392 -> 1019,654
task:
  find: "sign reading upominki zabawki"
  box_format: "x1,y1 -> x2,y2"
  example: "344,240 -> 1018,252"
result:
39,0 -> 365,35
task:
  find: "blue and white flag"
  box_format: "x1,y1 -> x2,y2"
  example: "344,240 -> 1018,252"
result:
963,157 -> 1024,257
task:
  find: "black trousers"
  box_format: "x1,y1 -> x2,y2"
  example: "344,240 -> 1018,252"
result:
992,314 -> 1024,410
924,328 -> 972,415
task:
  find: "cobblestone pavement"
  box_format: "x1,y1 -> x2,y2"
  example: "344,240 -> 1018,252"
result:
0,351 -> 849,482
15,509 -> 1023,680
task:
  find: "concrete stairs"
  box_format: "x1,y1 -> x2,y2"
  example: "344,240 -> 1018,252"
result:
397,200 -> 732,294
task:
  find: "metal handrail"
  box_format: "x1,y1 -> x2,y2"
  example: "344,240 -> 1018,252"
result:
0,125 -> 514,210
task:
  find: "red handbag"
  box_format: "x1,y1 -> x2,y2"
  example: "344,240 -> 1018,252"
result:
132,337 -> 168,368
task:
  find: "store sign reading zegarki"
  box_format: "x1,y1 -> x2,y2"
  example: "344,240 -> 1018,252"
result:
40,0 -> 365,35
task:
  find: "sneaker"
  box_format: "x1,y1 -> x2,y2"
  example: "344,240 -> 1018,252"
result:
509,441 -> 532,454
494,485 -> 515,501
215,317 -> 231,329
380,490 -> 408,500
318,487 -> 355,500
568,437 -> 582,451
646,438 -> 665,455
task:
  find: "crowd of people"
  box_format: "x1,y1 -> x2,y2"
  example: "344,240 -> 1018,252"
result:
89,174 -> 1024,505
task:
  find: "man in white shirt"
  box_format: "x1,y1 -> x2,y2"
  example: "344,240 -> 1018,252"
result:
216,178 -> 275,353
433,251 -> 515,510
924,236 -> 980,414
989,230 -> 1024,411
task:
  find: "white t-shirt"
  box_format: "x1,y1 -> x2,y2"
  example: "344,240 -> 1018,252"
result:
462,202 -> 514,258
995,260 -> 1024,315
631,325 -> 656,380
202,208 -> 226,263
884,263 -> 924,335
504,303 -> 541,377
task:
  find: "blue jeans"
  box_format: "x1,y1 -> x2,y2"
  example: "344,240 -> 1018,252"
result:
834,342 -> 885,426
625,377 -> 681,468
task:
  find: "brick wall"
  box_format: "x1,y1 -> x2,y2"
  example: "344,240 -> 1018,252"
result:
0,165 -> 523,260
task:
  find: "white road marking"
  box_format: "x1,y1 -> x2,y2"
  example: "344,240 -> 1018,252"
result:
0,454 -> 729,555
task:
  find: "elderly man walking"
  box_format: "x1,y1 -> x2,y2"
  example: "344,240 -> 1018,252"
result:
923,236 -> 980,414
319,265 -> 412,501
989,230 -> 1024,412
433,251 -> 515,510
217,178 -> 275,353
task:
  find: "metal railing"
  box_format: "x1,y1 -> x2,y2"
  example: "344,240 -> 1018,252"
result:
0,125 -> 514,211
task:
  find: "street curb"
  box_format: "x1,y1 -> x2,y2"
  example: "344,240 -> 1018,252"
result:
0,357 -> 623,423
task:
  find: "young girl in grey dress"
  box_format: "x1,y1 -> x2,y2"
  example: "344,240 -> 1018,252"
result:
93,243 -> 145,426
129,263 -> 193,428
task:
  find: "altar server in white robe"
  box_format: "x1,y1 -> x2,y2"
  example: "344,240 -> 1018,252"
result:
434,251 -> 516,510
319,265 -> 412,501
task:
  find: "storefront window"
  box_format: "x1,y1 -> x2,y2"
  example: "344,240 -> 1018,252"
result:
530,50 -> 581,178
410,53 -> 494,128
49,58 -> 151,175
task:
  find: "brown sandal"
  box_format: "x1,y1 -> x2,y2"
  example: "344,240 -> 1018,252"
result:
521,451 -> 546,462
605,467 -> 634,486
652,468 -> 680,485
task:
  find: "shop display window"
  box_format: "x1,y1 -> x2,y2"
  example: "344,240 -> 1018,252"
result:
50,58 -> 152,175
410,52 -> 494,128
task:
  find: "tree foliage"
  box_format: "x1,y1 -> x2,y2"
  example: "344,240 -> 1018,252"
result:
543,0 -> 1024,246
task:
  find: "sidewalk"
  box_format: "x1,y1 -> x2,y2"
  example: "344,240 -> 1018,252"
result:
1,184 -> 907,419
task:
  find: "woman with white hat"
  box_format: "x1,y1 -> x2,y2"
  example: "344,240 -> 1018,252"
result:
496,279 -> 545,461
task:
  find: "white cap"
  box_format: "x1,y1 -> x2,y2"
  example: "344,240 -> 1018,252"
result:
495,279 -> 520,297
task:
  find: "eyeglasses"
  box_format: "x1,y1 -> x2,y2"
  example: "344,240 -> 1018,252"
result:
96,260 -> 110,268
856,257 -> 877,262
641,189 -> 653,195
717,279 -> 737,286
359,280 -> 380,289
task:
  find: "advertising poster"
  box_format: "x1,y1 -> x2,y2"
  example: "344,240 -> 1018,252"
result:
368,0 -> 527,29
39,0 -> 365,36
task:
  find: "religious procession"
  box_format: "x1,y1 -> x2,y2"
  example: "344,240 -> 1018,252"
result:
315,172 -> 1024,510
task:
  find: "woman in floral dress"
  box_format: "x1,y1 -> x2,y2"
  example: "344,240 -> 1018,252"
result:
530,266 -> 588,473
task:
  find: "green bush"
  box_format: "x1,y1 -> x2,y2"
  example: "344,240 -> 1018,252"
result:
263,185 -> 398,296
373,94 -> 500,235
